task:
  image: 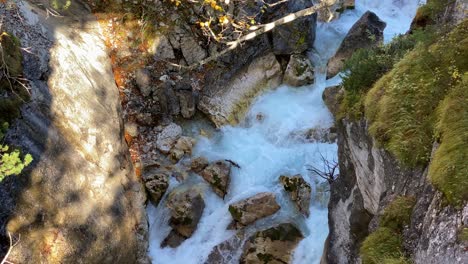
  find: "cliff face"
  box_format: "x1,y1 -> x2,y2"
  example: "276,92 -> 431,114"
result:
325,118 -> 467,264
0,1 -> 148,263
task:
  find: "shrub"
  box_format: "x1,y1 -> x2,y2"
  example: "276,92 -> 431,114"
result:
380,196 -> 416,231
338,33 -> 420,119
360,227 -> 405,264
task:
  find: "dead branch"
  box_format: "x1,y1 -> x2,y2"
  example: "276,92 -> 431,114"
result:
1,232 -> 20,264
307,152 -> 339,184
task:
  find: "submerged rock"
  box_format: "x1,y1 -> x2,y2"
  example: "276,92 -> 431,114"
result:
326,11 -> 386,79
280,175 -> 312,217
199,160 -> 231,198
163,186 -> 205,247
156,123 -> 182,154
283,54 -> 315,87
228,192 -> 280,228
205,232 -> 245,264
240,223 -> 304,264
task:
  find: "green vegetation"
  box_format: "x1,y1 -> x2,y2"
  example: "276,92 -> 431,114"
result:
360,196 -> 416,264
360,227 -> 405,264
380,196 -> 416,231
458,227 -> 468,242
338,33 -> 422,118
428,73 -> 468,206
0,123 -> 33,182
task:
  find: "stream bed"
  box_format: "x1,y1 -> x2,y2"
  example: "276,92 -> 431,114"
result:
147,1 -> 421,263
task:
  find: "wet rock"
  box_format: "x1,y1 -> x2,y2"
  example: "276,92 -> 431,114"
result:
143,171 -> 169,205
166,186 -> 205,239
280,175 -> 312,217
169,136 -> 196,162
240,223 -> 304,264
283,54 -> 315,87
198,53 -> 282,128
177,90 -> 196,119
135,68 -> 153,97
205,232 -> 245,264
199,161 -> 231,198
161,230 -> 186,248
322,85 -> 344,116
180,36 -> 207,65
190,157 -> 209,173
318,0 -> 355,22
326,11 -> 386,79
305,127 -> 337,143
156,123 -> 182,154
268,0 -> 316,54
228,192 -> 280,228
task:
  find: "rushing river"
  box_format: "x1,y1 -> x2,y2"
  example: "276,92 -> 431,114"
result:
148,1 -> 421,263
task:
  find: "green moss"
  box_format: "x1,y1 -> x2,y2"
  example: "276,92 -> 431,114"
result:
257,253 -> 273,263
380,196 -> 416,232
365,20 -> 468,169
458,227 -> 468,242
360,227 -> 405,264
416,0 -> 450,23
428,73 -> 468,207
228,205 -> 242,220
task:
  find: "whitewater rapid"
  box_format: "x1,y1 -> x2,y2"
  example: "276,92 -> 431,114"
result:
148,1 -> 421,263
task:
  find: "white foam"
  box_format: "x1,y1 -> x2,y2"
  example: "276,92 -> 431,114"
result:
147,1 -> 421,263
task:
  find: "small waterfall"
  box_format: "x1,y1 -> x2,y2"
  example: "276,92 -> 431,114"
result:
147,1 -> 421,263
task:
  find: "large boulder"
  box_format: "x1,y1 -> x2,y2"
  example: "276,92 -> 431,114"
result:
326,11 -> 386,79
228,192 -> 280,228
198,53 -> 282,128
240,223 -> 304,264
156,123 -> 182,154
169,136 -> 196,162
280,175 -> 312,217
190,157 -> 209,173
199,160 -> 231,198
163,186 -> 205,247
267,0 -> 317,54
1,3 -> 148,263
283,54 -> 315,87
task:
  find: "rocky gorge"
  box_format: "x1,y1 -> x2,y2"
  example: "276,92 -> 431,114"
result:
0,0 -> 466,264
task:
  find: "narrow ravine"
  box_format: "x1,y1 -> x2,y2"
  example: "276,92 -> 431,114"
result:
147,1 -> 421,263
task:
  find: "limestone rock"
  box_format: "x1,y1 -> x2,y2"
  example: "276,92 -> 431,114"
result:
269,0 -> 316,54
322,85 -> 344,116
169,136 -> 196,162
240,223 -> 304,264
142,169 -> 170,206
150,35 -> 175,60
156,123 -> 182,154
177,90 -> 196,119
190,157 -> 209,173
199,161 -> 231,198
165,186 -> 205,241
161,230 -> 186,248
198,53 -> 282,128
280,175 -> 312,217
135,68 -> 153,97
326,11 -> 386,79
228,192 -> 280,228
205,232 -> 245,264
283,54 -> 315,87
180,36 -> 207,65
317,0 -> 355,22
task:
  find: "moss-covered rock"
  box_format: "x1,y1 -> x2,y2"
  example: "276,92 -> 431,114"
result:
380,196 -> 416,231
360,227 -> 405,264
